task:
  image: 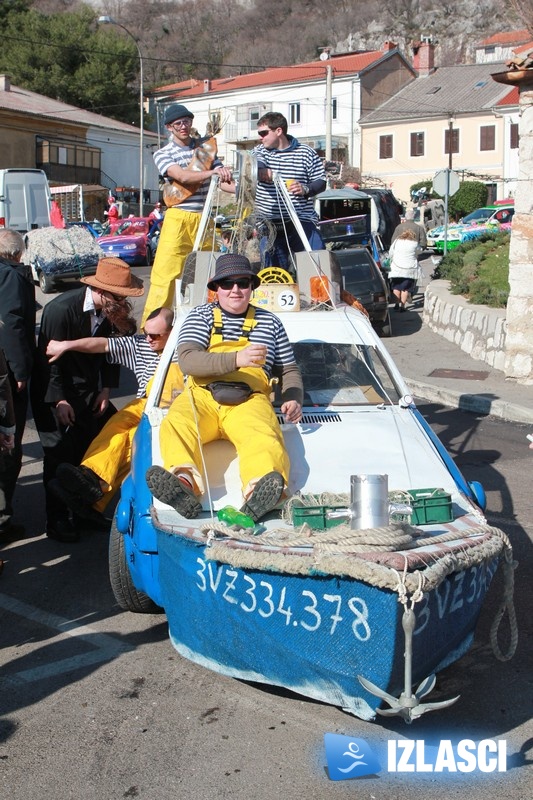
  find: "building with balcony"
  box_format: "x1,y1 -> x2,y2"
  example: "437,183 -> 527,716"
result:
149,43 -> 416,171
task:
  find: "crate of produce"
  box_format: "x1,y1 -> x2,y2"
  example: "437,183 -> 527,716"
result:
407,488 -> 453,525
292,504 -> 348,530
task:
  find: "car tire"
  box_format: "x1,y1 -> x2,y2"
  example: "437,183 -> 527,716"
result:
38,271 -> 55,294
146,246 -> 154,266
377,311 -> 392,338
108,515 -> 162,614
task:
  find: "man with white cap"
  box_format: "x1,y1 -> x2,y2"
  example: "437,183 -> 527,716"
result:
142,103 -> 234,325
146,253 -> 303,522
31,257 -> 144,542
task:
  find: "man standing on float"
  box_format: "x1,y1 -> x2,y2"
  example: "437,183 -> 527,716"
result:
142,104 -> 234,325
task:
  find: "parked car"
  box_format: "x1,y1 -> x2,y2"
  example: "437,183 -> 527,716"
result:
96,217 -> 161,266
25,225 -> 103,293
461,203 -> 514,226
67,221 -> 104,238
332,246 -> 391,336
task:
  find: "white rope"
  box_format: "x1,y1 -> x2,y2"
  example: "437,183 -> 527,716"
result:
489,531 -> 518,661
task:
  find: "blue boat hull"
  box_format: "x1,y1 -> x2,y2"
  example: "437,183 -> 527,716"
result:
155,527 -> 498,720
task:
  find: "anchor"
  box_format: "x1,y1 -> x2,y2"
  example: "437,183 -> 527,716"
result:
358,605 -> 460,724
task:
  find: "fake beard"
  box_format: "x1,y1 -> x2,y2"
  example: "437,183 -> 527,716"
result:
105,299 -> 137,334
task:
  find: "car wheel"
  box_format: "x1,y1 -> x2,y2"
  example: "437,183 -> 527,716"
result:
146,246 -> 153,266
38,271 -> 55,294
377,310 -> 392,338
108,515 -> 162,613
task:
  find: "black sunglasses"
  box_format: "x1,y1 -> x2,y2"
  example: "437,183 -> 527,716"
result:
142,330 -> 164,340
217,278 -> 253,290
257,129 -> 271,138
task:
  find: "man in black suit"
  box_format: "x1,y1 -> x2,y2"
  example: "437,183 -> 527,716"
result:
31,257 -> 144,542
0,230 -> 36,544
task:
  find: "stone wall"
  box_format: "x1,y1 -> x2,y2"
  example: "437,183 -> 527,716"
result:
423,280 -> 507,371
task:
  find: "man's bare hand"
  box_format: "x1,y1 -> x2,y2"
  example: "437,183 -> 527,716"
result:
0,433 -> 14,452
56,400 -> 75,427
46,340 -> 68,362
281,400 -> 302,424
236,344 -> 268,368
213,166 -> 233,183
92,388 -> 110,418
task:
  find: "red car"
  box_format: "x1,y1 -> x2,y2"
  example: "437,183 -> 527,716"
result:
97,216 -> 161,266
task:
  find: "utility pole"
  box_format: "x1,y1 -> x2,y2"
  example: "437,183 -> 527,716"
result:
319,48 -> 333,161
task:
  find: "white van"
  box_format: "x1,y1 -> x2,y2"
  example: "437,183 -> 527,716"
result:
0,168 -> 51,233
413,199 -> 445,232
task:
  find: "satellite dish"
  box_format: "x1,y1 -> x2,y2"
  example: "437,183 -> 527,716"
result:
319,51 -> 330,61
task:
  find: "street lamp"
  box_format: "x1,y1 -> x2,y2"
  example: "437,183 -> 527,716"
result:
98,15 -> 145,217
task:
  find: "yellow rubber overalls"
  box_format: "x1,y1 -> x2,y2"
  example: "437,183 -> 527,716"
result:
82,363 -> 184,512
160,305 -> 289,497
141,211 -> 215,326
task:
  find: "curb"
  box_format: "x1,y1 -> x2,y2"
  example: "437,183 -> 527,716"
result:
406,378 -> 533,425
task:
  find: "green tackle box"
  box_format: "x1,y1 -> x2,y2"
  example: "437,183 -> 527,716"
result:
291,504 -> 347,530
407,488 -> 453,525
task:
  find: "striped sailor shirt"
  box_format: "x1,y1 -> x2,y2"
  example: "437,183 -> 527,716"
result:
153,136 -> 222,214
177,303 -> 296,377
106,335 -> 166,398
252,136 -> 325,222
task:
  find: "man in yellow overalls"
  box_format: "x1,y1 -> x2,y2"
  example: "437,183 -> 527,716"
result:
146,253 -> 303,521
45,308 -> 183,528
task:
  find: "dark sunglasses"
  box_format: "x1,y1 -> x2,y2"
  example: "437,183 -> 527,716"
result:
142,330 -> 164,340
217,278 -> 253,290
257,129 -> 271,138
106,291 -> 124,303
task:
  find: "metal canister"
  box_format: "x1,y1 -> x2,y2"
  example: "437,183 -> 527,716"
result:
350,474 -> 389,530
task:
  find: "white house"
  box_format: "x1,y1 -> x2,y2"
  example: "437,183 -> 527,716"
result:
149,44 -> 416,172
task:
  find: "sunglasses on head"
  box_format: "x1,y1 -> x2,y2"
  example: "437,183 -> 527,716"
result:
257,129 -> 271,138
217,278 -> 253,290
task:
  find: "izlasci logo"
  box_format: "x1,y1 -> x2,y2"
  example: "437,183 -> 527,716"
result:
324,733 -> 381,780
325,735 -> 507,781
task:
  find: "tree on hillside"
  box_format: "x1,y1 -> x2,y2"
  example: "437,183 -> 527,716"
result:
0,6 -> 141,124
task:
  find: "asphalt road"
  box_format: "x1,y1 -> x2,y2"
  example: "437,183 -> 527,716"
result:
0,268 -> 532,799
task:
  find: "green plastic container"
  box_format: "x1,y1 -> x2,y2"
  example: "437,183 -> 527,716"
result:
292,504 -> 347,530
407,488 -> 453,525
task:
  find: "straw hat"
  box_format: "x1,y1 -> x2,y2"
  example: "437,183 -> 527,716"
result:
80,257 -> 144,297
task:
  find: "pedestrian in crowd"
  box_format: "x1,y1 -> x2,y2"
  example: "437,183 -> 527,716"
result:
252,111 -> 326,273
146,253 -> 303,523
388,229 -> 421,312
0,349 -> 14,572
391,207 -> 427,249
141,104 -> 234,326
0,348 -> 15,448
0,230 -> 36,544
219,229 -> 232,253
104,196 -> 120,223
45,307 -> 182,524
30,257 -> 144,543
148,201 -> 163,222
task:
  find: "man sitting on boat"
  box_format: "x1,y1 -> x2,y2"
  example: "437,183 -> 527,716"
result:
146,253 -> 303,522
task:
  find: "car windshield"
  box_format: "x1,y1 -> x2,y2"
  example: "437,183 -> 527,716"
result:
281,341 -> 401,407
462,208 -> 492,223
116,220 -> 148,236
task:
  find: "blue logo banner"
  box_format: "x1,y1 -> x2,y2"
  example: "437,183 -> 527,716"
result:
324,733 -> 382,781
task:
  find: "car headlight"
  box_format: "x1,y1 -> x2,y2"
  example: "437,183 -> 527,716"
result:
122,244 -> 137,251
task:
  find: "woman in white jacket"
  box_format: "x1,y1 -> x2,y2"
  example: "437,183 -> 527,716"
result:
388,229 -> 420,312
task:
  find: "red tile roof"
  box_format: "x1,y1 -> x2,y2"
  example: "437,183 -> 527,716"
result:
479,29 -> 531,47
153,50 -> 396,98
496,86 -> 519,105
513,40 -> 533,55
